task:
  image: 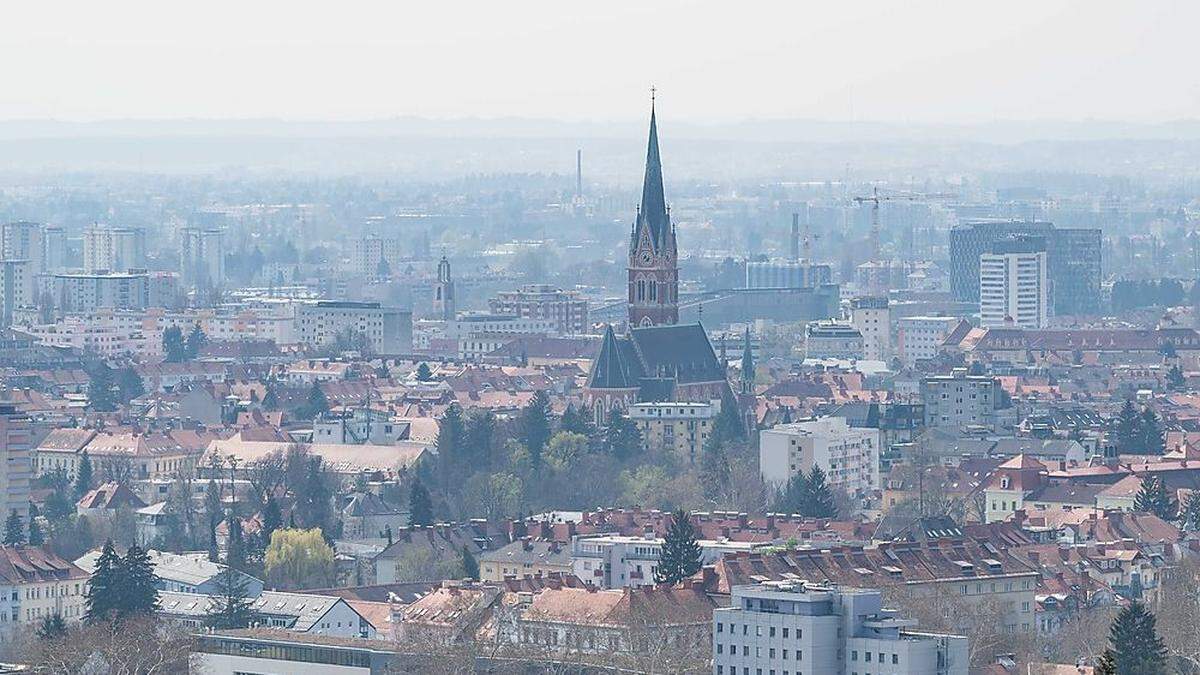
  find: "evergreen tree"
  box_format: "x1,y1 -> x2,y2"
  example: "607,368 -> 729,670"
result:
185,322 -> 207,359
409,479 -> 434,526
299,382 -> 329,420
1104,600 -> 1167,674
1093,650 -> 1116,675
461,545 -> 480,581
1140,409 -> 1166,456
1116,399 -> 1144,455
88,365 -> 117,412
1182,490 -> 1200,530
604,409 -> 642,460
203,565 -> 257,630
699,433 -> 731,496
261,493 -> 283,543
204,480 -> 223,562
464,409 -> 495,471
1168,364 -> 1187,391
776,471 -> 810,514
1134,475 -> 1178,520
121,544 -> 160,616
559,402 -> 595,437
261,381 -> 279,411
521,390 -> 552,470
75,452 -> 94,498
162,325 -> 187,362
802,466 -> 838,518
84,540 -> 122,623
654,509 -> 703,585
36,613 -> 67,640
295,457 -> 333,531
435,403 -> 466,494
2,511 -> 22,546
226,516 -> 246,572
27,512 -> 44,546
115,367 -> 145,404
416,362 -> 434,382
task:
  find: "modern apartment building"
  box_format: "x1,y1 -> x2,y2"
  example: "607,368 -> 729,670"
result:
849,296 -> 890,361
713,581 -> 968,675
759,416 -> 881,497
354,235 -> 403,277
294,300 -> 412,354
1,221 -> 47,274
921,370 -> 1001,430
628,400 -> 719,464
979,237 -> 1048,329
83,224 -> 146,273
180,227 -> 226,290
488,284 -> 589,334
0,260 -> 33,327
49,271 -> 150,313
0,406 -> 31,525
896,316 -> 961,366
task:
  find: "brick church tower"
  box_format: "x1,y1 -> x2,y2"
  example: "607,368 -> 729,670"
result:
627,95 -> 678,328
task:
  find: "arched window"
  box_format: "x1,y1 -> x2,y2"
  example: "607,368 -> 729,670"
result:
649,281 -> 656,301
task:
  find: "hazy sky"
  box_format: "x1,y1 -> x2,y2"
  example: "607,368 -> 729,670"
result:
2,1 -> 1196,123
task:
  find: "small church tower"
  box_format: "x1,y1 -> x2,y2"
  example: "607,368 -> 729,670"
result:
433,255 -> 456,321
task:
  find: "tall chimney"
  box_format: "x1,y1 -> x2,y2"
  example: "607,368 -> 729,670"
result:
576,149 -> 583,198
790,213 -> 800,261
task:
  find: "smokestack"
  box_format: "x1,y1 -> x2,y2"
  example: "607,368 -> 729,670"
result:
576,149 -> 583,198
790,213 -> 800,261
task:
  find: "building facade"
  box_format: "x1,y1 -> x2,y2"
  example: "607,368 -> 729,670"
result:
488,284 -> 589,334
83,224 -> 146,273
180,227 -> 226,290
627,100 -> 678,328
433,255 -> 455,321
628,401 -> 719,464
759,416 -> 881,497
49,271 -> 150,313
896,316 -> 961,366
354,235 -> 402,277
921,371 -> 1001,430
804,320 -> 865,360
295,301 -> 413,355
849,296 -> 890,362
0,407 -> 31,525
745,260 -> 832,289
979,237 -> 1048,329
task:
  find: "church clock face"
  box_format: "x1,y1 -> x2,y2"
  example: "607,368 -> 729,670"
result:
639,250 -> 653,265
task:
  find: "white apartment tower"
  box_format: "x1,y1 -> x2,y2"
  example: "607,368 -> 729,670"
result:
180,227 -> 226,290
0,406 -> 31,526
759,417 -> 881,497
83,224 -> 146,273
979,237 -> 1048,329
849,296 -> 890,362
1,222 -> 46,273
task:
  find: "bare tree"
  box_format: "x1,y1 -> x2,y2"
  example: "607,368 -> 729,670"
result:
1158,559 -> 1200,672
22,616 -> 196,674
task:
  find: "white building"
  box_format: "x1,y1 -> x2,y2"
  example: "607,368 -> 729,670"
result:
804,320 -> 864,360
83,224 -> 146,273
0,406 -> 31,525
158,590 -> 374,638
1,221 -> 46,273
713,581 -> 968,675
49,271 -> 149,313
849,296 -> 890,362
0,546 -> 90,631
354,235 -> 402,277
0,259 -> 33,327
896,316 -> 961,366
979,239 -> 1048,329
571,533 -> 760,589
295,301 -> 412,355
759,417 -> 880,497
180,227 -> 226,290
17,310 -> 151,357
448,313 -> 556,361
921,370 -> 1000,430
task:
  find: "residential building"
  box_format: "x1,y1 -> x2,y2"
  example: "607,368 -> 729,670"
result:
180,226 -> 225,290
0,407 -> 31,525
628,400 -> 719,464
1,222 -> 46,273
43,226 -> 65,271
921,370 -> 1001,430
571,533 -> 759,589
488,284 -> 589,334
83,224 -> 146,273
759,417 -> 881,497
49,271 -> 150,312
804,320 -> 864,360
74,549 -> 264,597
979,237 -> 1049,328
159,590 -> 374,638
897,316 -> 962,366
0,546 -> 90,629
713,581 -> 968,675
479,539 -> 572,582
340,492 -> 409,541
849,296 -> 890,361
354,235 -> 402,277
294,301 -> 413,354
0,260 -> 32,328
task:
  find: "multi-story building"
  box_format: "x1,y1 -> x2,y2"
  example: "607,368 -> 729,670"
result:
896,316 -> 962,366
0,406 -> 31,525
979,237 -> 1048,329
628,401 -> 719,464
43,226 -> 65,272
571,533 -> 759,589
180,227 -> 225,290
75,549 -> 263,597
804,320 -> 864,360
82,224 -> 146,273
354,235 -> 402,277
488,284 -> 589,334
949,220 -> 1101,316
759,416 -> 881,497
921,370 -> 1000,430
448,313 -> 556,360
849,296 -> 890,362
18,310 -> 151,357
1,222 -> 46,273
712,581 -> 968,675
745,260 -> 832,289
0,259 -> 33,327
49,271 -> 150,313
478,539 -> 572,582
0,546 -> 90,630
294,301 -> 412,355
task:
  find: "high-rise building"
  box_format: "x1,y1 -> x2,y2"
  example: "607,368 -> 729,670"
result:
180,227 -> 225,290
979,237 -> 1048,329
1,222 -> 46,273
43,226 -> 66,272
433,256 -> 456,321
849,296 -> 890,361
83,224 -> 146,273
488,284 -> 589,334
949,220 -> 1101,315
712,581 -> 969,675
759,416 -> 881,497
744,260 -> 832,289
896,315 -> 962,366
0,406 -> 32,525
921,369 -> 1000,430
0,260 -> 32,327
354,235 -> 402,277
50,271 -> 150,313
627,97 -> 678,327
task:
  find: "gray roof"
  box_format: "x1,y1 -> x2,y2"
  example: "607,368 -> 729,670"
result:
479,539 -> 571,567
251,591 -> 352,632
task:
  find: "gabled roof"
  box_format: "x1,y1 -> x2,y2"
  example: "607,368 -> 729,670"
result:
587,325 -> 638,390
77,482 -> 147,511
628,323 -> 723,385
997,454 -> 1048,471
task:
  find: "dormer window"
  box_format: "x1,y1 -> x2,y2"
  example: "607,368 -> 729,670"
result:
1000,476 -> 1011,490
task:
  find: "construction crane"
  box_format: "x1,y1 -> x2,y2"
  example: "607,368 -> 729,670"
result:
853,187 -> 956,262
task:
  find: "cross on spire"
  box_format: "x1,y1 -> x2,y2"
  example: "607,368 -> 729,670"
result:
651,85 -> 656,108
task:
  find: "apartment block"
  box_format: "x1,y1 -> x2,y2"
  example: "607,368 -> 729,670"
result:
759,417 -> 881,497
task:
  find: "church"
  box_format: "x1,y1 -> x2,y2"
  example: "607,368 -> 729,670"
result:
584,98 -> 732,424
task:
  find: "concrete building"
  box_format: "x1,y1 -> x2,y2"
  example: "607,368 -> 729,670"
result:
897,316 -> 962,366
804,320 -> 864,360
75,549 -> 264,597
49,271 -> 150,312
83,224 -> 146,273
571,533 -> 759,589
979,237 -> 1048,329
713,581 -> 968,675
1,221 -> 46,273
194,631 -> 398,675
295,301 -> 413,355
628,400 -> 719,464
488,284 -> 589,334
759,416 -> 881,497
43,226 -> 65,271
921,370 -> 1001,430
0,259 -> 33,327
479,539 -> 572,582
180,227 -> 226,290
0,406 -> 31,525
849,296 -> 890,362
354,235 -> 402,277
449,313 -> 557,360
745,260 -> 832,289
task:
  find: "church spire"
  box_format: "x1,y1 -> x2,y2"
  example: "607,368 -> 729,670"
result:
741,326 -> 755,395
636,89 -> 669,249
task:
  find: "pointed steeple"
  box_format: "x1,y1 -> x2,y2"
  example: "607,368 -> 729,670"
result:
635,93 -> 669,250
741,326 -> 755,394
588,324 -> 635,389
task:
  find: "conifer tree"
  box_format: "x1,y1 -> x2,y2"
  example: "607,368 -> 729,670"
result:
162,325 -> 187,362
604,409 -> 642,460
122,543 -> 159,616
1168,364 -> 1187,391
1116,399 -> 1143,454
699,433 -> 731,496
436,403 -> 466,494
204,565 -> 257,630
261,381 -> 279,411
461,545 -> 480,581
204,480 -> 223,562
88,365 -> 117,412
3,511 -> 23,546
115,367 -> 145,404
299,382 -> 329,419
1103,600 -> 1167,674
75,451 -> 94,499
1134,475 -> 1178,520
226,516 -> 246,572
777,471 -> 810,514
654,509 -> 703,585
36,613 -> 67,640
84,540 -> 122,623
415,362 -> 434,382
1140,408 -> 1166,456
802,466 -> 838,519
1182,490 -> 1200,530
185,322 -> 207,359
521,390 -> 552,470
409,479 -> 434,527
27,512 -> 44,546
261,493 -> 283,543
559,402 -> 595,437
464,409 -> 496,472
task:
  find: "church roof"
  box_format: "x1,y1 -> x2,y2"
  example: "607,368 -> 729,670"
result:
587,325 -> 638,390
629,323 -> 724,385
633,101 -> 670,251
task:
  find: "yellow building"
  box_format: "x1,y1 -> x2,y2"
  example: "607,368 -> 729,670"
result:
479,539 -> 572,582
628,401 -> 719,464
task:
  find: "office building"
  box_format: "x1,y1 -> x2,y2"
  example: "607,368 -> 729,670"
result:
896,316 -> 961,366
713,581 -> 968,675
804,320 -> 864,360
759,416 -> 881,497
979,237 -> 1048,329
83,224 -> 146,272
0,406 -> 31,525
949,220 -> 1101,316
488,284 -> 589,334
180,227 -> 226,290
849,296 -> 890,361
295,301 -> 412,354
921,370 -> 1000,430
